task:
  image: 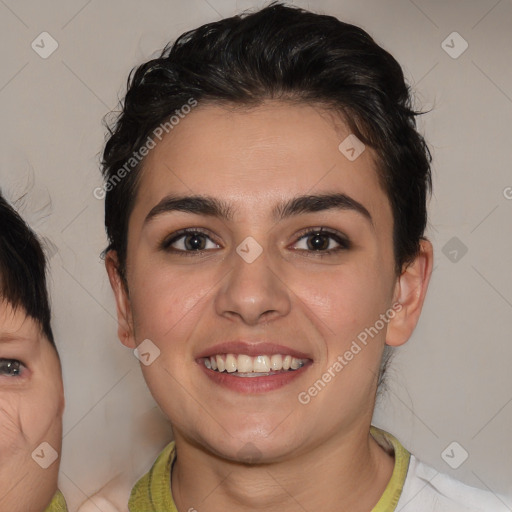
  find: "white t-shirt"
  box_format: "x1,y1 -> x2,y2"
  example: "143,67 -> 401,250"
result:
395,453 -> 511,511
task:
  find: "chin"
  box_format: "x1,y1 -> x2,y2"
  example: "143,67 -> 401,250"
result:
200,429 -> 300,465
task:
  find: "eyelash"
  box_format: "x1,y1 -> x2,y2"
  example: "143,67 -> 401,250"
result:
0,358 -> 26,378
293,227 -> 351,256
160,228 -> 221,257
160,227 -> 351,257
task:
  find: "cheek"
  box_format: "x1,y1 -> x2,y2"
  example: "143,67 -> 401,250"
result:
28,357 -> 64,443
26,388 -> 63,442
0,393 -> 60,502
0,395 -> 26,454
130,262 -> 216,339
0,387 -> 62,453
293,264 -> 389,338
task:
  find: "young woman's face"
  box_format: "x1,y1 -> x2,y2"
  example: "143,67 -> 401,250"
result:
0,302 -> 63,510
112,102 -> 406,462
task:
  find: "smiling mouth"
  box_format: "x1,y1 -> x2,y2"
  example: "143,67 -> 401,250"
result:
200,353 -> 310,377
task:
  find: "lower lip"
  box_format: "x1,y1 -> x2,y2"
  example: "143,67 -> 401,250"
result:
197,361 -> 311,394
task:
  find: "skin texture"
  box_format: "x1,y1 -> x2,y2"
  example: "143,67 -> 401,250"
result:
0,301 -> 63,511
106,101 -> 433,512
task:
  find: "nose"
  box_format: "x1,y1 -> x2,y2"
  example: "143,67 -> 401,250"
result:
214,245 -> 291,325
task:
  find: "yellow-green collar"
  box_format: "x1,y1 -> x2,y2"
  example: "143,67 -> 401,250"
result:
370,426 -> 411,511
129,427 -> 411,512
44,490 -> 68,512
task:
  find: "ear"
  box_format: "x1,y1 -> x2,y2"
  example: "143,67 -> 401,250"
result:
386,239 -> 434,347
105,251 -> 136,349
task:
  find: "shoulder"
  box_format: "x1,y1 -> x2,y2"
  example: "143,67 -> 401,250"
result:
397,455 -> 511,512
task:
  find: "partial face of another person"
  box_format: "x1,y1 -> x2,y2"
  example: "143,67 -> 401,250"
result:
0,301 -> 63,510
108,101 -> 430,463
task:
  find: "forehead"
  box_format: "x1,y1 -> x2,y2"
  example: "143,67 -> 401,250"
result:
132,101 -> 391,224
0,300 -> 42,342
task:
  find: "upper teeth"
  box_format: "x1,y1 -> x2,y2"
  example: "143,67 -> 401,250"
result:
203,354 -> 307,373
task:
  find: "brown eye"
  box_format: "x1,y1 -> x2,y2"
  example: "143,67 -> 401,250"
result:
163,229 -> 220,252
293,229 -> 350,253
306,232 -> 331,251
182,233 -> 207,250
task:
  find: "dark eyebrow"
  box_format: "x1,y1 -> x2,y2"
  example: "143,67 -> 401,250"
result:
145,195 -> 235,224
273,193 -> 373,228
144,193 -> 373,228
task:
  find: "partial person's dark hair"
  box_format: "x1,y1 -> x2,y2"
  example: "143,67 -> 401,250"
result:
102,1 -> 432,278
0,193 -> 55,347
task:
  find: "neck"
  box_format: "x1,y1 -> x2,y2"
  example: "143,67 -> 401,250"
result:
171,425 -> 395,512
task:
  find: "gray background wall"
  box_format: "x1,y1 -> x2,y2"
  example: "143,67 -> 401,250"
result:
0,0 -> 511,510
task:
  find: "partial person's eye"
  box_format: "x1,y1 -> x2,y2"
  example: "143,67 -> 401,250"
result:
0,358 -> 25,377
292,227 -> 351,255
161,228 -> 221,253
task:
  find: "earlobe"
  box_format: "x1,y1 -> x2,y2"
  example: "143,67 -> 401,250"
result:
386,239 -> 434,347
105,251 -> 136,349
